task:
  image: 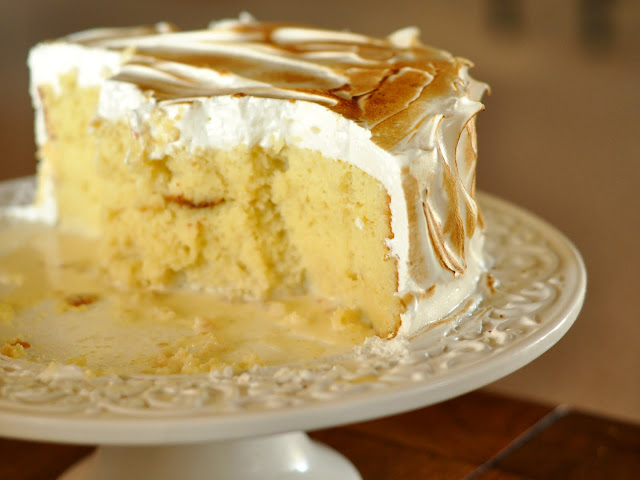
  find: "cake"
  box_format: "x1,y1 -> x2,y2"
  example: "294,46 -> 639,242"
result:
27,14 -> 488,339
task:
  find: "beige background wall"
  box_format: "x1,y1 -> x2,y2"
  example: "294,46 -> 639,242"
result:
1,0 -> 639,423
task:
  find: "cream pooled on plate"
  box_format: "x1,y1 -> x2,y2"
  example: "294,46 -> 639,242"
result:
28,14 -> 488,338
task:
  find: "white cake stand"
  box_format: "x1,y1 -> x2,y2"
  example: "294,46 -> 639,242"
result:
0,178 -> 586,480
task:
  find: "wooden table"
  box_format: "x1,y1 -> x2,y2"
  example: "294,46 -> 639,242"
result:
1,391 -> 638,480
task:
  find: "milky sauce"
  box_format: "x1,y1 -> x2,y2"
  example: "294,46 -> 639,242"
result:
0,220 -> 373,375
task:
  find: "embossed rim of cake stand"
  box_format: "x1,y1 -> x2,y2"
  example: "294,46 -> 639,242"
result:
0,177 -> 586,447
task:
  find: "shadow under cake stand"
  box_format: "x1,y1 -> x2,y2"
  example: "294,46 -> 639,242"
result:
0,180 -> 586,479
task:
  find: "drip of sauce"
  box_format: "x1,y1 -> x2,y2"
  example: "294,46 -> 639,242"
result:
0,221 -> 374,375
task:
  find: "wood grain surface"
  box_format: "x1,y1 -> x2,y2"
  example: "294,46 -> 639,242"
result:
1,392 -> 638,480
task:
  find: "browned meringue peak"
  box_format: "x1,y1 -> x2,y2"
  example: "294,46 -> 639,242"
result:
68,19 -> 476,152
63,23 -> 178,46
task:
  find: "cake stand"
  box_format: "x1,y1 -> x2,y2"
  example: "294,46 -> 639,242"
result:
0,178 -> 586,480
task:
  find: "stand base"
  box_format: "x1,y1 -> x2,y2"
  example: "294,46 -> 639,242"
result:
59,432 -> 362,480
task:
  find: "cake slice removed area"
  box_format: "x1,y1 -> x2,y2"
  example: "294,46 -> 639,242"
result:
28,17 -> 488,339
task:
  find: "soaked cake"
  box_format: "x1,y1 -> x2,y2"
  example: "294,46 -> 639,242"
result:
27,14 -> 488,339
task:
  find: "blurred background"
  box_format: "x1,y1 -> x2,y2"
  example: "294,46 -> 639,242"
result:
1,1 -> 638,423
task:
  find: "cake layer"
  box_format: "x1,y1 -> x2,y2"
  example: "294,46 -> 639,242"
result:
28,15 -> 488,337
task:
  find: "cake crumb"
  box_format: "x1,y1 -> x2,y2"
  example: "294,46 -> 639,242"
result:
0,337 -> 31,358
58,293 -> 99,312
66,293 -> 99,307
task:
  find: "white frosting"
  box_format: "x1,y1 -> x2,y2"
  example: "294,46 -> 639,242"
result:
28,21 -> 488,337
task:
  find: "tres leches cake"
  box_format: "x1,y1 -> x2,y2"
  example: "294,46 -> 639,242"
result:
27,14 -> 488,340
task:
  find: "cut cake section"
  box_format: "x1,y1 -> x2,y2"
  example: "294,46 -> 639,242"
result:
28,15 -> 488,338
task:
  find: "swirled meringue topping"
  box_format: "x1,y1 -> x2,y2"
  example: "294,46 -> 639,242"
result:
65,14 -> 477,152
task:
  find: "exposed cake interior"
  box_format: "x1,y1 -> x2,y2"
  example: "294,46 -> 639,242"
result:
36,72 -> 103,233
37,74 -> 402,336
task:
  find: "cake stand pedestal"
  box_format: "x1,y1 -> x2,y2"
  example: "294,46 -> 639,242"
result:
61,432 -> 360,480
